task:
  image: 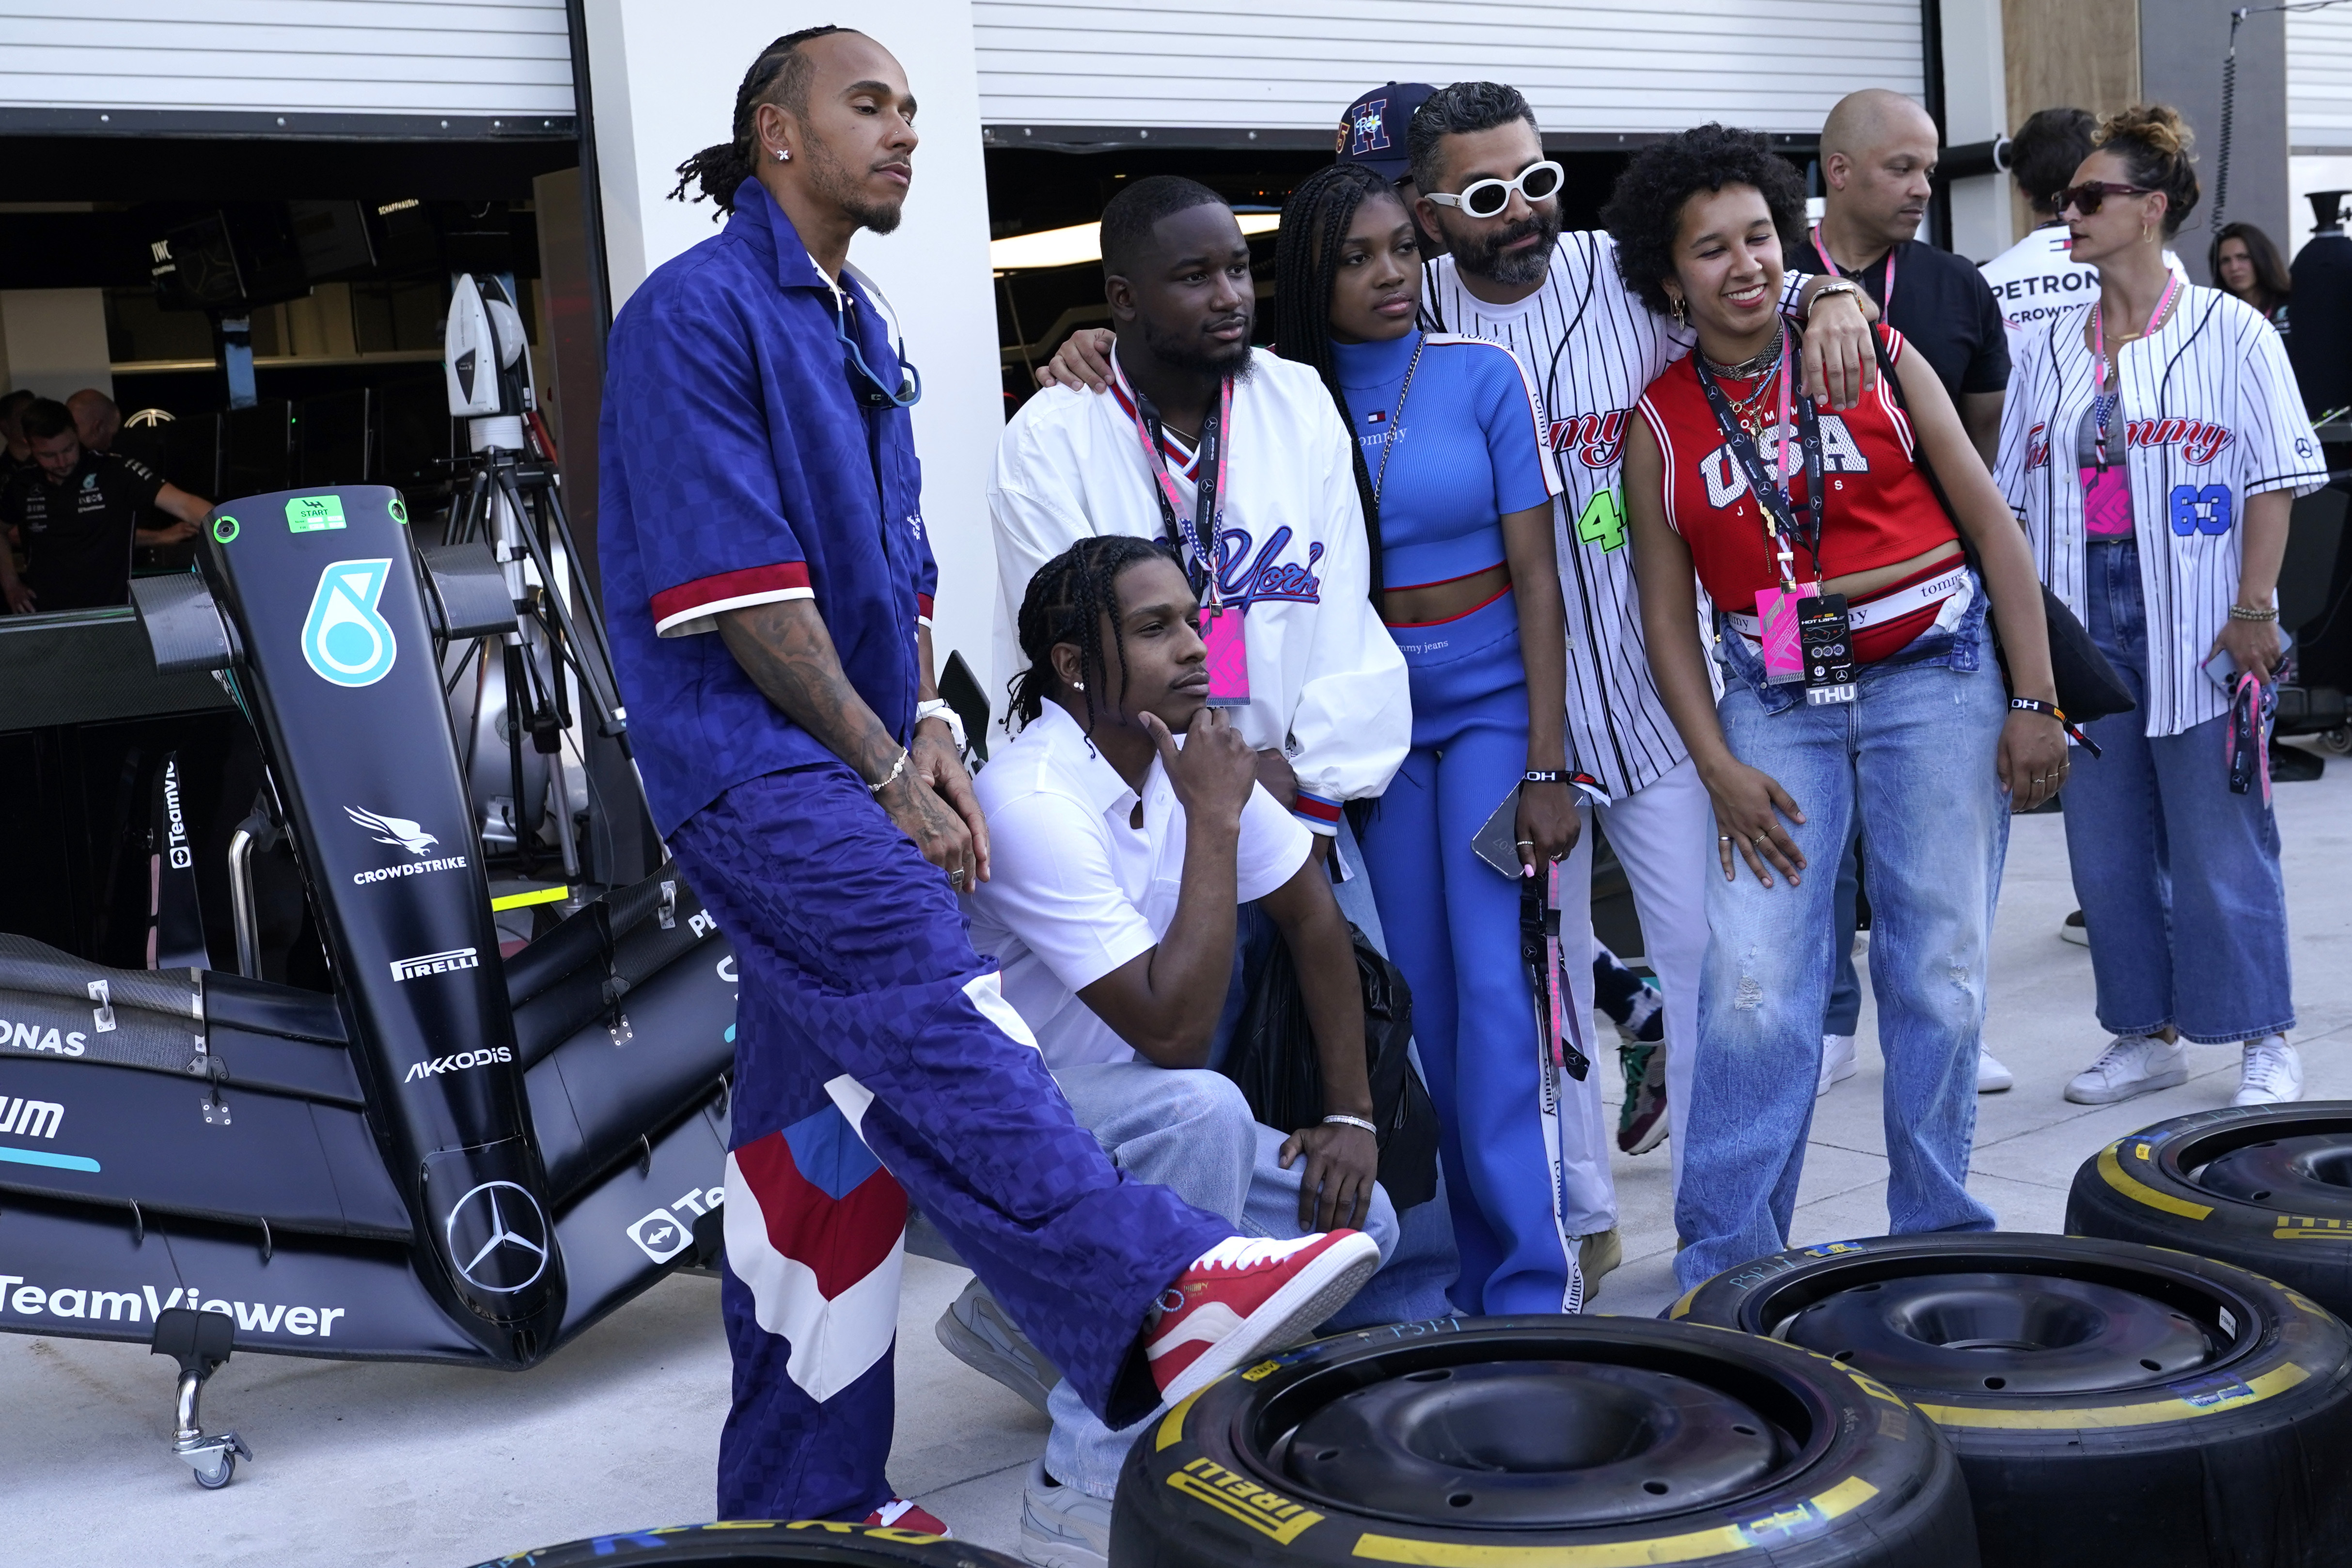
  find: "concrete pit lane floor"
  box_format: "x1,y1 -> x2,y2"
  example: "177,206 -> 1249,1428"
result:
10,739 -> 2352,1566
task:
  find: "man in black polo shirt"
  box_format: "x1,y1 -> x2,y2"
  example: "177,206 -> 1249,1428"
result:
1790,89 -> 2011,467
0,398 -> 209,613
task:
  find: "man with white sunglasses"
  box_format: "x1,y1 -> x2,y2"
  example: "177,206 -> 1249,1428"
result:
1408,82 -> 1879,1278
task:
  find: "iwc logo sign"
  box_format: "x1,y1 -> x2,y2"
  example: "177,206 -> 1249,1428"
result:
300,559 -> 398,687
444,1180 -> 550,1294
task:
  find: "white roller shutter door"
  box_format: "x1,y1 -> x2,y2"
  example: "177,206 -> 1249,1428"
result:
975,0 -> 1922,138
0,0 -> 574,120
2290,4 -> 2352,154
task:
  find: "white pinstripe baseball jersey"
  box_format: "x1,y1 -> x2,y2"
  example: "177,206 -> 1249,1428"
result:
1997,284 -> 2328,737
1422,232 -> 1765,797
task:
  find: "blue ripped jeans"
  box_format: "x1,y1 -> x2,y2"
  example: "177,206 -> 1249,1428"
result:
1674,600 -> 2007,1289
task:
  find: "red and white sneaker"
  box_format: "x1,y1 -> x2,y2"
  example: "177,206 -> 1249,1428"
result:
862,1499 -> 950,1537
1146,1232 -> 1379,1405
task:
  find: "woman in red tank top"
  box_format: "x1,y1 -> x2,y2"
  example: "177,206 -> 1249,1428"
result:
1601,125 -> 2066,1292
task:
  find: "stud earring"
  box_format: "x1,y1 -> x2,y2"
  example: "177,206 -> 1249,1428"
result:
775,149 -> 790,162
1072,681 -> 1085,690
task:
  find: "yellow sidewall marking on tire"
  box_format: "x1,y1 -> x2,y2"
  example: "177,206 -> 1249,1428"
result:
1666,1284 -> 1701,1320
1155,1385 -> 1207,1452
2099,1142 -> 2213,1220
1168,1458 -> 1324,1543
1914,1361 -> 2307,1429
1348,1477 -> 1879,1564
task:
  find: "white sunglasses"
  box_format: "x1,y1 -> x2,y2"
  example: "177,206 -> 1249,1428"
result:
1425,160 -> 1566,219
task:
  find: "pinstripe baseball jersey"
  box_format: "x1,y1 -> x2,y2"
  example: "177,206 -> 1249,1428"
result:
1997,284 -> 2328,737
1420,233 -> 1719,797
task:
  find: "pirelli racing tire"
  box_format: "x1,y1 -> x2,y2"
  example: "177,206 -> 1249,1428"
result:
1671,1232 -> 2352,1568
1113,1315 -> 1976,1568
2068,1102 -> 2352,1319
460,1521 -> 1023,1568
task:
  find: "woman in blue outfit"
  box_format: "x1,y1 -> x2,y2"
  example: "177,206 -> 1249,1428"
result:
1273,161 -> 1580,1314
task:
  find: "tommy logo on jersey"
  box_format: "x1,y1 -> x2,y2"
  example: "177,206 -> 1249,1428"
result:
1213,525 -> 1325,610
1699,417 -> 1874,509
1548,410 -> 1631,470
1349,98 -> 1392,157
2025,418 -> 2235,470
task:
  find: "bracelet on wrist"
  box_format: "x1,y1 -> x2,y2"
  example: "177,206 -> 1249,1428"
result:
1522,768 -> 1569,784
1805,280 -> 1863,318
2228,603 -> 2280,622
2008,697 -> 2067,723
1322,1113 -> 1379,1135
866,747 -> 910,796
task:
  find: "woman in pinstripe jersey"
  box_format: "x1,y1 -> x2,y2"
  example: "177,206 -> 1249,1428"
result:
1998,106 -> 2329,1110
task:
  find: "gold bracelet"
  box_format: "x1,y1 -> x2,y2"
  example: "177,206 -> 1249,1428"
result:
2228,603 -> 2280,622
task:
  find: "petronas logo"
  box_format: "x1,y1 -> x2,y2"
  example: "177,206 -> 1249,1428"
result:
300,559 -> 397,687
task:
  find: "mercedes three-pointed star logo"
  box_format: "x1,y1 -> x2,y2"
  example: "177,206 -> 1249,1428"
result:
444,1179 -> 550,1293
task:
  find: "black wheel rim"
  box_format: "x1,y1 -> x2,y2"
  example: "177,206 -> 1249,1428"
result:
1782,1271 -> 2223,1396
1236,1328 -> 1830,1532
2196,1134 -> 2352,1209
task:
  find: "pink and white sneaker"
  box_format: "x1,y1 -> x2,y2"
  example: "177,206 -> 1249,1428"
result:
1145,1232 -> 1379,1405
862,1499 -> 950,1536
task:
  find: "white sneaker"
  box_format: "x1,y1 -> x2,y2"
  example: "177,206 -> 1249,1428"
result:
1818,1034 -> 1858,1096
936,1278 -> 1061,1415
1977,1049 -> 2014,1093
2064,1034 -> 2189,1105
1019,1459 -> 1112,1568
2235,1036 -> 2305,1106
2060,910 -> 2090,946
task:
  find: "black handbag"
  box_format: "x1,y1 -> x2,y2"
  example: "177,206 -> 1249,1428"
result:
1868,333 -> 2136,726
1220,922 -> 1441,1211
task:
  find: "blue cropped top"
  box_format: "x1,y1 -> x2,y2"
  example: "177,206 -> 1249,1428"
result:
1330,330 -> 1558,592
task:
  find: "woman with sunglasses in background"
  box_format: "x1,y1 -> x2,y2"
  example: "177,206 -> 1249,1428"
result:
2212,221 -> 2293,341
1997,106 -> 2328,1110
1271,160 -> 1590,1315
1610,124 -> 2063,1287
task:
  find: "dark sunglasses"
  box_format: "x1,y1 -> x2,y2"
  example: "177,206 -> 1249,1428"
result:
2057,181 -> 2154,217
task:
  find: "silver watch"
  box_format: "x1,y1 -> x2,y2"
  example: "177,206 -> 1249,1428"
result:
915,698 -> 966,752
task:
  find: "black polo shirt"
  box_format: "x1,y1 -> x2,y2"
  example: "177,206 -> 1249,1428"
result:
1788,235 -> 2012,404
0,450 -> 163,611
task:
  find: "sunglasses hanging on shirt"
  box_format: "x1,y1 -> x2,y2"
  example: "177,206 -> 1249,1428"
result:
836,263 -> 922,409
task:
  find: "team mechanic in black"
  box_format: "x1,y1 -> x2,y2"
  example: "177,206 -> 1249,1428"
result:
0,397 -> 209,613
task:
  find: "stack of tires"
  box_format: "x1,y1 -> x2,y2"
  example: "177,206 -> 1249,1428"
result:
1116,1315 -> 1977,1567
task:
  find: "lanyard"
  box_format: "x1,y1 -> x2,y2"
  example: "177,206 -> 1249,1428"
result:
1121,364 -> 1233,604
1812,222 -> 1894,316
1369,337 -> 1427,506
1695,330 -> 1826,592
2089,272 -> 2181,470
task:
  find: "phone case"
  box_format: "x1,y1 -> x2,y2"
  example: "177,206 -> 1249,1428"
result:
1471,785 -> 1525,879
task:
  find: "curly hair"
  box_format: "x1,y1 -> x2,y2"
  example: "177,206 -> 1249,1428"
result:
1406,80 -> 1539,196
2093,103 -> 2199,239
1599,124 -> 1806,318
1006,535 -> 1181,733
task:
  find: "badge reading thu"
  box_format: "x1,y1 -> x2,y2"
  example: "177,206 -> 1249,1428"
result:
301,559 -> 398,687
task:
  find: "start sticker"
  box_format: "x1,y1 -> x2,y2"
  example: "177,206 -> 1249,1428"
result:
286,495 -> 348,533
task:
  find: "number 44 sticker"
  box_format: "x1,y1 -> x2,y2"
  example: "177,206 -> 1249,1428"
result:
1576,486 -> 1627,552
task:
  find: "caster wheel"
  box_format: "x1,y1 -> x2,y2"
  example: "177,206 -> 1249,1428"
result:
2321,726 -> 2352,756
192,1450 -> 235,1490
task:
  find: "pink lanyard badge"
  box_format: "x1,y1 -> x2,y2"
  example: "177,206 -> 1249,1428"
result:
1122,370 -> 1250,707
2081,274 -> 2180,539
1752,349 -> 1817,683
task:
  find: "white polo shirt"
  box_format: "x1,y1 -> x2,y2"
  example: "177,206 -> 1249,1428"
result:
967,701 -> 1312,1070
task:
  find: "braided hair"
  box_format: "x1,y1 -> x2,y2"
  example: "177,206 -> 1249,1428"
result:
670,27 -> 857,217
1008,535 -> 1179,734
1272,161 -> 1402,604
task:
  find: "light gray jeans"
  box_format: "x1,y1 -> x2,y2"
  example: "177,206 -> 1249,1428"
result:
1042,1059 -> 1454,1498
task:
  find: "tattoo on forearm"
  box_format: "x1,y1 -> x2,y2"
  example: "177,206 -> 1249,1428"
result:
719,602 -> 899,780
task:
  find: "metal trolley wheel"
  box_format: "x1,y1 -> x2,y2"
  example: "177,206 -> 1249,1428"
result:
1673,1232 -> 2352,1568
1116,1316 -> 1976,1568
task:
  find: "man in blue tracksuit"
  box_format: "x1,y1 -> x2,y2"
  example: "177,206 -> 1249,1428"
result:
598,26 -> 1379,1530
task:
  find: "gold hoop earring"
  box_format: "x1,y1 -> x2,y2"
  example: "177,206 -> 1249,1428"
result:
1670,296 -> 1686,327
2141,220 -> 2151,244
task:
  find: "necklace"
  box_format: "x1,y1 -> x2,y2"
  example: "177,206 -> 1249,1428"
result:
1369,337 -> 1427,505
1702,326 -> 1787,382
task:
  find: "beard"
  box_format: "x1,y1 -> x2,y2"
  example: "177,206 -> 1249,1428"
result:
1139,312 -> 1255,379
1450,207 -> 1561,287
806,139 -> 906,235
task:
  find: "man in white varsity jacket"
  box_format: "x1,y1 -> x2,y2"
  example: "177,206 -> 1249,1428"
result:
989,177 -> 1410,840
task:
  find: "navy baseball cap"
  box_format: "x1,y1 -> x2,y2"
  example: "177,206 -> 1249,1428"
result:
1337,83 -> 1437,183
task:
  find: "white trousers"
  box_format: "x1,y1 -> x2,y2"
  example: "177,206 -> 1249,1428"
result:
1557,756 -> 1713,1232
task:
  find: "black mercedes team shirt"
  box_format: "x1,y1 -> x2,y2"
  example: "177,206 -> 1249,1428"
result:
0,450 -> 163,611
1788,236 -> 2012,405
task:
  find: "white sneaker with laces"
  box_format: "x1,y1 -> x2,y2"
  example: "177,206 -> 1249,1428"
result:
2064,1034 -> 2189,1105
2234,1035 -> 2304,1107
1818,1034 -> 1858,1097
1019,1459 -> 1112,1568
1976,1049 -> 2014,1093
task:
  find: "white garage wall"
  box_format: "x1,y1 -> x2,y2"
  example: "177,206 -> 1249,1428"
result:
2291,2 -> 2352,155
0,0 -> 574,118
582,2 -> 1004,706
973,0 -> 1924,137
